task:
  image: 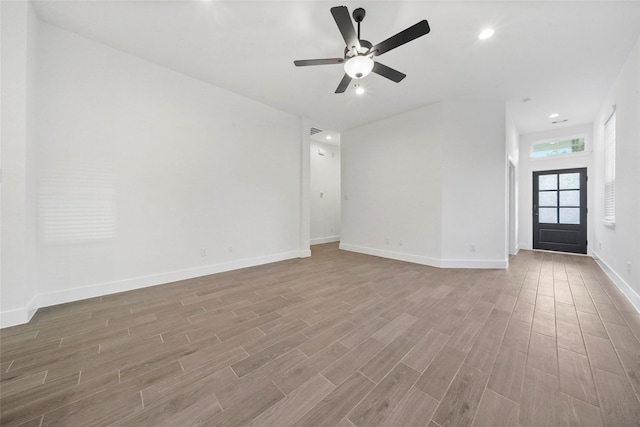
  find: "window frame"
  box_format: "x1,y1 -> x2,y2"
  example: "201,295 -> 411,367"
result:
529,133 -> 589,160
603,107 -> 616,227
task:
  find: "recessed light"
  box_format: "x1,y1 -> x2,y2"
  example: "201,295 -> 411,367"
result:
325,135 -> 332,140
355,85 -> 365,95
549,113 -> 559,119
478,28 -> 494,40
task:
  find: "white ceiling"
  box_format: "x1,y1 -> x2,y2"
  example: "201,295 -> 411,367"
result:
32,0 -> 640,135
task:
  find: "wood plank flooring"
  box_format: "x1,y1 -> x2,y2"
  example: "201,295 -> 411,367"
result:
2,243 -> 640,426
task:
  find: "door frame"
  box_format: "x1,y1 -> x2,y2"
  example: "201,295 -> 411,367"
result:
532,167 -> 588,254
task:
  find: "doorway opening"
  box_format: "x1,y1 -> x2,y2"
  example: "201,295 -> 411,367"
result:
508,160 -> 517,255
309,128 -> 341,245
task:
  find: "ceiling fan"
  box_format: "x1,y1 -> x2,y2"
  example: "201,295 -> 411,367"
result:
294,6 -> 431,93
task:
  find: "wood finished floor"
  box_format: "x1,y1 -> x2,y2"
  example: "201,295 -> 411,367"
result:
2,243 -> 640,427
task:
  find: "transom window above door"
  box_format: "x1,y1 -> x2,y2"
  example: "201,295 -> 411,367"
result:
531,136 -> 586,158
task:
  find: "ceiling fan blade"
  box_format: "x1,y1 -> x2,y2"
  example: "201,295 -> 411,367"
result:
330,6 -> 360,51
372,62 -> 406,83
335,74 -> 352,94
371,20 -> 430,56
294,58 -> 345,67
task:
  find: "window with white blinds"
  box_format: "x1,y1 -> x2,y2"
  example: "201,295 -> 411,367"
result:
603,109 -> 616,224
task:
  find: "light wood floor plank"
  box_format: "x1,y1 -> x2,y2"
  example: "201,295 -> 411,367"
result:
557,347 -> 598,406
1,244 -> 638,426
432,363 -> 489,427
471,389 -> 519,427
487,345 -> 527,403
592,367 -> 640,427
322,337 -> 385,386
247,375 -> 335,427
347,363 -> 420,426
379,386 -> 438,427
292,372 -> 375,427
414,345 -> 466,400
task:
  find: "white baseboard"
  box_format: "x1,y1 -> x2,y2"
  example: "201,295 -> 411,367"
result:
299,249 -> 312,258
310,236 -> 340,245
339,243 -> 507,269
592,251 -> 640,312
0,294 -> 39,329
0,250 -> 306,329
519,242 -> 532,251
439,258 -> 509,269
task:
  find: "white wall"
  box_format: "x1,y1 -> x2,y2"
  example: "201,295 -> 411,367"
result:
0,1 -> 40,325
0,19 -> 308,327
440,101 -> 507,267
310,140 -> 340,245
341,101 -> 507,268
592,37 -> 640,308
517,123 -> 594,252
341,103 -> 443,265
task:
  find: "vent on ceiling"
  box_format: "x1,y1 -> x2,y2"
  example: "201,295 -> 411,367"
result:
310,127 -> 323,136
552,119 -> 569,125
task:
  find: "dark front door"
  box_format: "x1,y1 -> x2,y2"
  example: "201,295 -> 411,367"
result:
533,168 -> 587,254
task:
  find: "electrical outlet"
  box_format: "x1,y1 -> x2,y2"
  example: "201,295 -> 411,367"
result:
385,238 -> 390,245
398,240 -> 403,246
228,246 -> 233,253
470,244 -> 476,252
599,243 -> 602,250
628,262 -> 632,273
200,249 -> 208,257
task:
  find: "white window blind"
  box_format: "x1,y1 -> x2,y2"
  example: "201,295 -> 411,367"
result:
604,109 -> 616,224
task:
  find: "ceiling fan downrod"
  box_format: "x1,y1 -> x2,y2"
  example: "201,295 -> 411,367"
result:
353,8 -> 365,41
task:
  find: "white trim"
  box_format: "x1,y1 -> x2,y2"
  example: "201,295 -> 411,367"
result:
340,243 -> 441,267
439,258 -> 508,269
604,104 -> 617,125
529,150 -> 592,162
339,243 -> 507,269
0,250 -> 307,328
601,219 -> 616,229
0,295 -> 39,328
592,251 -> 640,312
299,249 -> 312,258
532,249 -> 590,257
311,236 -> 340,245
530,133 -> 589,159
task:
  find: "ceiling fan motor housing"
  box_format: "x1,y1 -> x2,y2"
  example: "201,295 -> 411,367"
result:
344,39 -> 373,58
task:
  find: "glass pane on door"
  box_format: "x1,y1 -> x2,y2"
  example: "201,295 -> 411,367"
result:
539,175 -> 558,191
560,190 -> 580,206
539,208 -> 558,223
560,208 -> 580,224
559,173 -> 580,189
539,191 -> 557,206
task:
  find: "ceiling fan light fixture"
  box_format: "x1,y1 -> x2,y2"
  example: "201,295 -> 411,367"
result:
344,55 -> 374,79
